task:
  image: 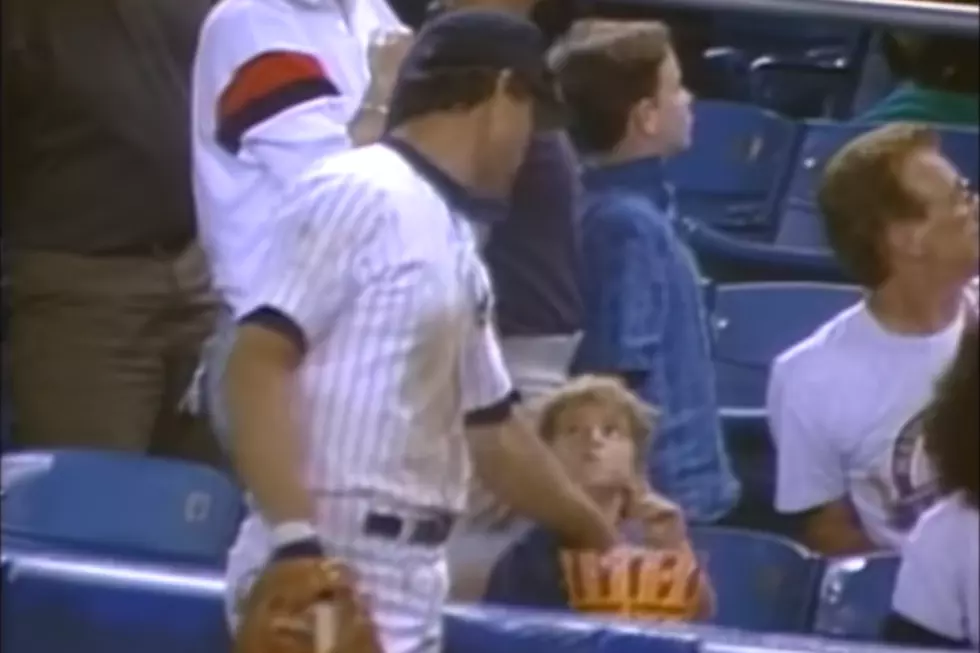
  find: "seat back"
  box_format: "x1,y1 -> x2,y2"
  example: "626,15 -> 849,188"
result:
689,526 -> 823,633
712,282 -> 862,408
1,450 -> 243,566
775,122 -> 980,250
811,553 -> 901,641
1,552 -> 230,653
666,101 -> 799,231
712,15 -> 865,60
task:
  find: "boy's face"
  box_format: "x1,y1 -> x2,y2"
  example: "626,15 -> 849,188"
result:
549,400 -> 637,494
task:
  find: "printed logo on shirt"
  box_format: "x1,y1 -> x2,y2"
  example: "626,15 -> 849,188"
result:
887,410 -> 939,531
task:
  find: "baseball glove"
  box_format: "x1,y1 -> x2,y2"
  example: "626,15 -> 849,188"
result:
234,557 -> 382,653
560,546 -> 704,621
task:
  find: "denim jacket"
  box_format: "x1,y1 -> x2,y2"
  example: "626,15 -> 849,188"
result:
573,157 -> 740,523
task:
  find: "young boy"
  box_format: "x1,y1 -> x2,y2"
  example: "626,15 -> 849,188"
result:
484,375 -> 715,620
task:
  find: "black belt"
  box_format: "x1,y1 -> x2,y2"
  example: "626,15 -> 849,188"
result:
362,512 -> 454,547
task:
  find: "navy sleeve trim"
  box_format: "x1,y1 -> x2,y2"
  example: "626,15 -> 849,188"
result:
465,390 -> 521,427
239,306 -> 308,355
881,613 -> 971,649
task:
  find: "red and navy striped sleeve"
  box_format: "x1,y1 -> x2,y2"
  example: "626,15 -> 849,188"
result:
216,50 -> 340,155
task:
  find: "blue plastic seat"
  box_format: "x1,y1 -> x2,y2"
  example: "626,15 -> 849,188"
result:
678,216 -> 848,284
1,450 -> 243,567
666,101 -> 799,233
712,282 -> 863,409
444,604 -> 700,653
811,553 -> 901,642
701,48 -> 752,103
775,122 -> 980,251
712,15 -> 867,62
683,122 -> 978,283
0,551 -> 230,653
689,527 -> 823,633
749,56 -> 856,120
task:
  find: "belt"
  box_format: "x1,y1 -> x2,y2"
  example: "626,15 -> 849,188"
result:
362,512 -> 454,547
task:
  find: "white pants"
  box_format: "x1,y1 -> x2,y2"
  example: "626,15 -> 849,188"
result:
226,494 -> 450,653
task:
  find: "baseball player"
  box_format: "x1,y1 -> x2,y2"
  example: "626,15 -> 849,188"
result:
188,0 -> 410,439
224,11 -> 618,653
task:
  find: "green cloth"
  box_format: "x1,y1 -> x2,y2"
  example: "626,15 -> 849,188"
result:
858,83 -> 979,127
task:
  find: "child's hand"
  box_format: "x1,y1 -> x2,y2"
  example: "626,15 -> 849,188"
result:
623,481 -> 688,549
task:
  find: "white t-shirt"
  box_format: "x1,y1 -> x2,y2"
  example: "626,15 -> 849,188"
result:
892,493 -> 979,647
768,288 -> 976,549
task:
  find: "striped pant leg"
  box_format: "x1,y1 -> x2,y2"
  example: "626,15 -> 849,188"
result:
339,541 -> 447,653
321,498 -> 449,653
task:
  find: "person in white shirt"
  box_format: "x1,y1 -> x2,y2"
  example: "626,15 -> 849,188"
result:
188,0 -> 410,444
192,0 -> 408,315
768,123 -> 979,555
222,12 -> 618,653
885,321 -> 978,649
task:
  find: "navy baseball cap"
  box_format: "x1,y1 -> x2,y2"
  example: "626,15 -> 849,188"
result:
396,9 -> 566,129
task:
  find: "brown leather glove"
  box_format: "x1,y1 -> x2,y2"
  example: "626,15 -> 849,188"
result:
234,556 -> 382,653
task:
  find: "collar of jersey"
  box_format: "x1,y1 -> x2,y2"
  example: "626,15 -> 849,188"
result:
382,136 -> 509,224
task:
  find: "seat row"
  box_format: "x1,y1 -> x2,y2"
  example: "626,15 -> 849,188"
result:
1,450 -> 909,643
666,101 -> 979,283
0,524 -> 934,653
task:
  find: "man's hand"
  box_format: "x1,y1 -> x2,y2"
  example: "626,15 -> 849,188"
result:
234,556 -> 382,653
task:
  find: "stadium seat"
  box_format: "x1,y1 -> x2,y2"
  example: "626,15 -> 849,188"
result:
774,122 -> 980,251
1,450 -> 243,567
444,604 -> 700,653
677,215 -> 848,284
689,527 -> 823,633
711,282 -> 863,409
0,551 -> 230,653
749,56 -> 855,120
701,48 -> 752,103
666,101 -> 799,233
711,14 -> 867,63
811,553 -> 901,642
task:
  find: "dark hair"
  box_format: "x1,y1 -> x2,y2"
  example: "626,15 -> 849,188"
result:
388,68 -> 536,128
923,319 -> 979,508
817,123 -> 939,288
552,20 -> 672,154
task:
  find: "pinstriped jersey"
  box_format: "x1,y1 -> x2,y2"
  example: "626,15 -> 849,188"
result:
241,142 -> 513,511
191,0 -> 403,315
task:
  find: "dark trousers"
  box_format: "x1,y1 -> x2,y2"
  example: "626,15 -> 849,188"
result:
6,242 -> 224,468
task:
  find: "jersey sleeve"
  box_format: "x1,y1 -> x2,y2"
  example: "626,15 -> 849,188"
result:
768,357 -> 847,513
891,502 -> 969,643
241,173 -> 387,350
198,4 -> 355,183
